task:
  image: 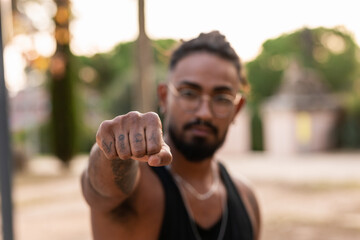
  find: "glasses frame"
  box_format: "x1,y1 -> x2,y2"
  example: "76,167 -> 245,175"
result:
167,82 -> 241,118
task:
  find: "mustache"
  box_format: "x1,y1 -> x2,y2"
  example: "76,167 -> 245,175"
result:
183,119 -> 218,135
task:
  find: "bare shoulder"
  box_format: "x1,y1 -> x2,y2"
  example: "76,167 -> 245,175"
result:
223,165 -> 262,240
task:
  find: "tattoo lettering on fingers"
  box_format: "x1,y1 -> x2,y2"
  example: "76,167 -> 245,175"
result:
111,159 -> 138,195
146,132 -> 161,155
149,132 -> 158,144
135,133 -> 143,143
102,140 -> 113,153
118,134 -> 126,151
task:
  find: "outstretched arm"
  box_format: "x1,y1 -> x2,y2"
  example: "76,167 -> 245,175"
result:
81,111 -> 172,213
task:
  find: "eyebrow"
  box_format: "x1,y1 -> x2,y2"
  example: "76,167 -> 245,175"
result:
177,81 -> 234,93
177,81 -> 202,90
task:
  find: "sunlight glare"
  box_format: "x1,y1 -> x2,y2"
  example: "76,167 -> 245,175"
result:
4,44 -> 27,94
34,31 -> 56,57
70,0 -> 138,56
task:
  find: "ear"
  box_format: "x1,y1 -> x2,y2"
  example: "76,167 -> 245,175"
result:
231,95 -> 246,121
157,83 -> 168,114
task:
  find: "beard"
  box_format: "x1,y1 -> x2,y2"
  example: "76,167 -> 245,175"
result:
168,119 -> 227,162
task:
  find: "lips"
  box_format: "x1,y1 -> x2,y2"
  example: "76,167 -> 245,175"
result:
188,124 -> 215,137
183,119 -> 218,138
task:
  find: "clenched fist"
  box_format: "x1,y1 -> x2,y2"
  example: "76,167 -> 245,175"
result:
96,111 -> 172,166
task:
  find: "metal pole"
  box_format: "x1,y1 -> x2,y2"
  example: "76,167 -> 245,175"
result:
0,7 -> 15,240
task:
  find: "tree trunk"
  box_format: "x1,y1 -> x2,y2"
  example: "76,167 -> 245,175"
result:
133,0 -> 155,112
49,0 -> 77,165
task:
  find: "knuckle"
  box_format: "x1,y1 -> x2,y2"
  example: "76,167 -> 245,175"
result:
126,111 -> 141,119
99,120 -> 112,130
122,111 -> 142,126
96,121 -> 114,143
146,111 -> 159,118
145,112 -> 161,126
112,115 -> 123,124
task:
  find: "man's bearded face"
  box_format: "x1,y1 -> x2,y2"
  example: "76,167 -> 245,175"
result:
168,118 -> 227,162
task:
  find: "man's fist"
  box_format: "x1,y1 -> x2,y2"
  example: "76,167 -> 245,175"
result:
96,111 -> 172,166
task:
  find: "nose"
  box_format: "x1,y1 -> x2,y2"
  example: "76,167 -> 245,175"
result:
195,95 -> 213,120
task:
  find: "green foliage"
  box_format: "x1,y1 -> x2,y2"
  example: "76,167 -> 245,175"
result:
338,90 -> 360,148
77,42 -> 136,91
73,39 -> 178,153
250,110 -> 264,151
77,39 -> 177,117
49,46 -> 79,164
153,39 -> 178,67
245,27 -> 360,150
247,27 -> 359,105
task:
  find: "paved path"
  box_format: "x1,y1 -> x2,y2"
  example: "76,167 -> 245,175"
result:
218,151 -> 360,240
3,151 -> 360,240
218,151 -> 360,183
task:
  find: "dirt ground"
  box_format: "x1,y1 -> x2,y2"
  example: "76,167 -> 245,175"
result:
3,151 -> 360,240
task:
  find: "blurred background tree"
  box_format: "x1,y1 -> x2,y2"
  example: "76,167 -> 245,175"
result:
49,0 -> 79,166
133,0 -> 154,112
7,0 -> 82,167
76,39 -> 177,153
6,0 -> 360,167
7,0 -> 176,166
246,27 -> 360,150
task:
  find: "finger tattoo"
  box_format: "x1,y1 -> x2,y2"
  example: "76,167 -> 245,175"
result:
102,140 -> 113,153
118,134 -> 126,151
149,132 -> 158,144
135,133 -> 143,143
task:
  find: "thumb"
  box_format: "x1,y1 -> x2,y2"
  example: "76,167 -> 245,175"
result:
148,141 -> 172,167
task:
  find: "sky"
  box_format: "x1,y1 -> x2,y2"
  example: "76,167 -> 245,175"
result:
70,0 -> 360,61
4,0 -> 360,93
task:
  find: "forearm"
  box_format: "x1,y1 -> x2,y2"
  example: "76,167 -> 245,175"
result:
83,143 -> 140,205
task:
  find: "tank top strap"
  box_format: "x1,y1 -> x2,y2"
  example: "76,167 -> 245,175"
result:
151,162 -> 253,240
151,166 -> 197,240
218,161 -> 254,240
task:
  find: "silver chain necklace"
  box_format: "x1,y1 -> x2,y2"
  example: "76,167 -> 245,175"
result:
167,165 -> 228,240
171,168 -> 219,201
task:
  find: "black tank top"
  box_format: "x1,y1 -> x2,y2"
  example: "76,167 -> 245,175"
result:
151,162 -> 253,240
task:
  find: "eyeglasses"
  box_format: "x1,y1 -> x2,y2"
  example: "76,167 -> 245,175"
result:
168,82 -> 241,118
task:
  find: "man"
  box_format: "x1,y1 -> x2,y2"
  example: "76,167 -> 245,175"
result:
81,31 -> 261,240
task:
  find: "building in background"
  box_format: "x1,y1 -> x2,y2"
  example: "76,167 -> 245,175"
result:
261,60 -> 341,154
9,85 -> 50,159
218,108 -> 252,156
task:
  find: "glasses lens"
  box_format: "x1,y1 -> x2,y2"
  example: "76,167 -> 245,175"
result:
170,83 -> 238,118
211,95 -> 235,118
177,88 -> 200,112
